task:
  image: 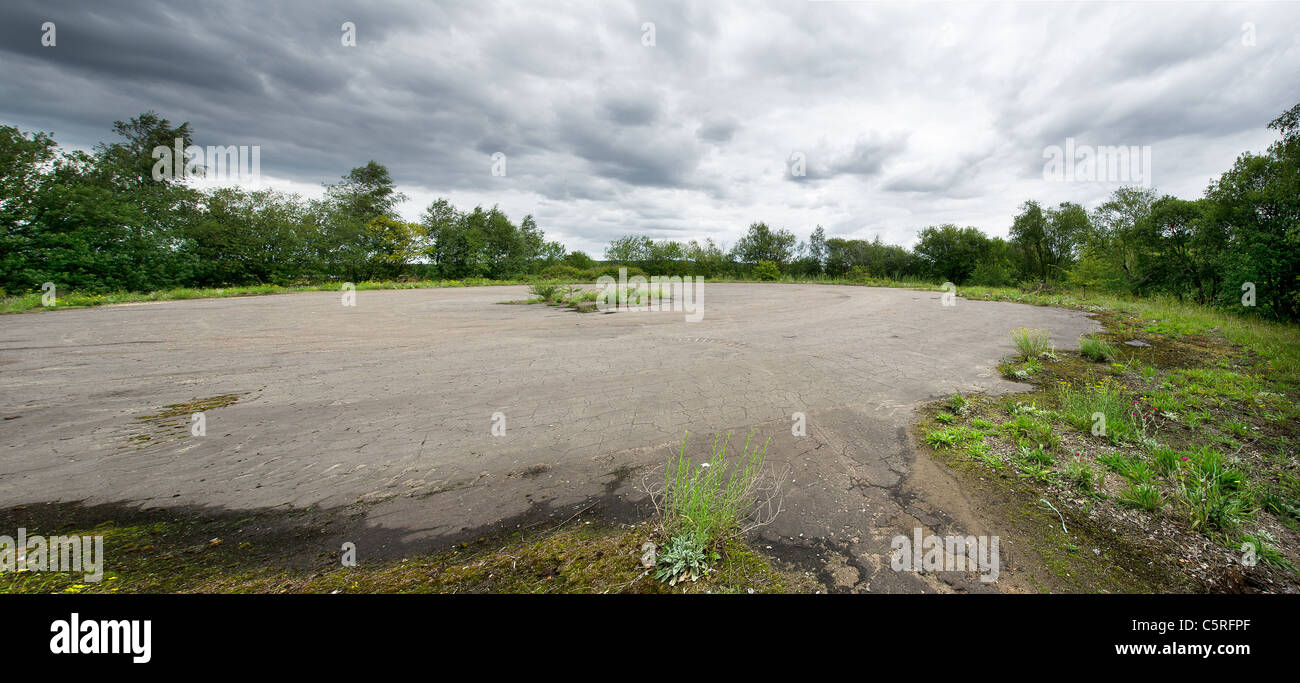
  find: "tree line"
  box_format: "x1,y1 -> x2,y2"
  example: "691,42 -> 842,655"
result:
0,112 -> 565,294
2,103 -> 1296,321
596,103 -> 1298,322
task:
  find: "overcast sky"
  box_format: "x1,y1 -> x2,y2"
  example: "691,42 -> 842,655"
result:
2,1 -> 1297,255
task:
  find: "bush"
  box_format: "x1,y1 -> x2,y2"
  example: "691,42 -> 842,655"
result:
528,282 -> 571,301
538,264 -> 584,280
597,264 -> 646,279
753,261 -> 781,281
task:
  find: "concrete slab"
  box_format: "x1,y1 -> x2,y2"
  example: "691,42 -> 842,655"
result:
0,283 -> 1100,590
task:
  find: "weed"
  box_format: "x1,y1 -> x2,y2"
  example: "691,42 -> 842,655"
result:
654,534 -> 718,586
1063,456 -> 1100,493
1240,531 -> 1295,571
1058,377 -> 1134,444
947,392 -> 971,415
923,426 -> 983,449
1098,452 -> 1154,484
659,431 -> 772,549
1079,336 -> 1117,362
1118,483 -> 1165,511
528,282 -> 572,302
1011,328 -> 1052,358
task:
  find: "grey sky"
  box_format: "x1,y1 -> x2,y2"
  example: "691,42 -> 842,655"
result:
2,0 -> 1296,255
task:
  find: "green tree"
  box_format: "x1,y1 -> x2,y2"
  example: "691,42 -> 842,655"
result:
913,224 -> 989,284
732,222 -> 796,267
1205,103 -> 1300,320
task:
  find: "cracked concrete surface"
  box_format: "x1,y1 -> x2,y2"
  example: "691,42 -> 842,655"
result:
0,284 -> 1100,591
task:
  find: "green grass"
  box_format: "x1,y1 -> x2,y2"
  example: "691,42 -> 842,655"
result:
923,425 -> 984,449
918,283 -> 1300,585
1118,482 -> 1165,511
2,278 -> 539,314
1057,376 -> 1136,444
1063,457 -> 1101,494
1241,532 -> 1296,571
1011,328 -> 1053,358
1079,336 -> 1117,362
660,431 -> 769,550
1001,413 -> 1059,450
1097,452 -> 1154,484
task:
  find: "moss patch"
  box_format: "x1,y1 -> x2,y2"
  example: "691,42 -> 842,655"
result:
0,502 -> 815,594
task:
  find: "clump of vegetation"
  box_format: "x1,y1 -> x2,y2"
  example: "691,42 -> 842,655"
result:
653,534 -> 716,586
923,425 -> 983,449
1063,456 -> 1100,494
1079,336 -> 1117,362
528,282 -> 572,302
597,283 -> 672,309
948,392 -> 972,415
1011,328 -> 1052,358
1240,532 -> 1295,571
752,261 -> 781,281
652,431 -> 776,586
1057,377 -> 1134,444
1118,482 -> 1165,511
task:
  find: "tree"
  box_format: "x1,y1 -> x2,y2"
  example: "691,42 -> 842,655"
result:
365,216 -> 422,280
188,188 -> 316,285
562,250 -> 596,269
913,224 -> 989,284
732,222 -> 796,267
1011,200 -> 1088,282
323,161 -> 407,279
807,225 -> 827,273
1204,102 -> 1300,320
1077,186 -> 1158,291
96,111 -> 195,189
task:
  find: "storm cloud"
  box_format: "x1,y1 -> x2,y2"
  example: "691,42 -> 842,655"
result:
2,0 -> 1296,254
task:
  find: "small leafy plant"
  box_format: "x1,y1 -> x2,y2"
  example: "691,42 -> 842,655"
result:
1119,482 -> 1165,511
654,534 -> 717,586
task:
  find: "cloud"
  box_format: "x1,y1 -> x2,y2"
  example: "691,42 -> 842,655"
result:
1,0 -> 1296,255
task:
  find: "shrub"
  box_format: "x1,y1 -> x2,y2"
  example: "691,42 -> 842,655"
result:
597,264 -> 646,279
753,261 -> 781,281
527,282 -> 571,302
538,264 -> 584,280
